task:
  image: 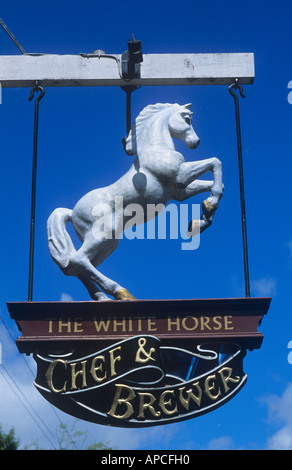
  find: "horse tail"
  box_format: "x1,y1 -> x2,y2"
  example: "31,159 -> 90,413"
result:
47,208 -> 76,273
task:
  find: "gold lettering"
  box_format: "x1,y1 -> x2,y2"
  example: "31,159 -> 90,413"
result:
90,355 -> 107,383
107,384 -> 135,419
204,374 -> 221,400
218,367 -> 241,392
113,318 -> 127,332
200,316 -> 212,330
159,390 -> 178,416
147,317 -> 157,331
70,360 -> 87,391
134,317 -> 146,332
73,319 -> 83,333
58,318 -> 71,333
181,316 -> 198,331
135,337 -> 156,363
179,382 -> 202,409
48,319 -> 56,333
224,316 -> 234,330
138,392 -> 161,418
168,317 -> 180,331
45,359 -> 67,394
93,318 -> 111,332
109,346 -> 122,377
213,316 -> 223,330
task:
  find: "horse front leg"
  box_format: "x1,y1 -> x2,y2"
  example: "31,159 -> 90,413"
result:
176,179 -> 213,201
201,158 -> 224,219
175,158 -> 224,235
175,179 -> 214,235
176,157 -> 224,215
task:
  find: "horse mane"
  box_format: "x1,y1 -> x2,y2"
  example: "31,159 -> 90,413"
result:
124,103 -> 177,156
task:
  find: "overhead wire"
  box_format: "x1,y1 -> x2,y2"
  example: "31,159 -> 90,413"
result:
0,365 -> 56,449
0,314 -> 63,448
0,313 -> 35,376
0,312 -> 63,421
0,18 -> 26,54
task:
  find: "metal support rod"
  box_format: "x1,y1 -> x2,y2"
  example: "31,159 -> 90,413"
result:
229,79 -> 250,298
125,87 -> 132,135
27,83 -> 45,301
121,85 -> 140,135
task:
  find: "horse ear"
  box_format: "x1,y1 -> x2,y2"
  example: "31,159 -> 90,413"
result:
184,103 -> 192,109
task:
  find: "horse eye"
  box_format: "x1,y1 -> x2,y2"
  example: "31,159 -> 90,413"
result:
184,116 -> 191,125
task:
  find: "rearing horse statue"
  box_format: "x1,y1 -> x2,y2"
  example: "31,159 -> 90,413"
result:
47,103 -> 223,301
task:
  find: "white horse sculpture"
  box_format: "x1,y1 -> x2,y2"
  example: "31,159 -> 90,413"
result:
47,103 -> 223,300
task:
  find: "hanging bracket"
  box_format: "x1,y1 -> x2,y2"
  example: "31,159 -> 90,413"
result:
229,78 -> 250,298
121,84 -> 141,137
28,82 -> 45,302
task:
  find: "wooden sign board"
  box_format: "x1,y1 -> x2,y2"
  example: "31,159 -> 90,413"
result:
7,297 -> 270,427
0,53 -> 254,88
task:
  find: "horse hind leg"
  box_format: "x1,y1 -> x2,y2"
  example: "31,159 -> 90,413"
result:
68,238 -> 136,300
47,208 -> 135,300
74,257 -> 136,300
77,274 -> 111,301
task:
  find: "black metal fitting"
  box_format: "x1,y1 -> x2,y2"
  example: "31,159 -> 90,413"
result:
121,34 -> 143,80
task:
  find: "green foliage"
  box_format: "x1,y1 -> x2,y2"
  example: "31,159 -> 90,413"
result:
0,424 -> 19,450
55,421 -> 115,450
0,420 -> 115,450
87,442 -> 115,450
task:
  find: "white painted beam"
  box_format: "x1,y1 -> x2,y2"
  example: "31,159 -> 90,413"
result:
0,52 -> 254,88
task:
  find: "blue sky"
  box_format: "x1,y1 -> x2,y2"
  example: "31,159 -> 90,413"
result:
0,0 -> 292,450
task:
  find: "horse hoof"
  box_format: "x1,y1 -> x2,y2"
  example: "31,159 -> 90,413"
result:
114,288 -> 136,300
96,293 -> 111,301
202,199 -> 216,218
187,220 -> 200,237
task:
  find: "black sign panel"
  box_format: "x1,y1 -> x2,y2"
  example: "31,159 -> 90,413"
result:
33,338 -> 246,427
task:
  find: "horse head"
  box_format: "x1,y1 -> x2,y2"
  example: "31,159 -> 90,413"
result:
124,103 -> 200,155
168,103 -> 200,149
